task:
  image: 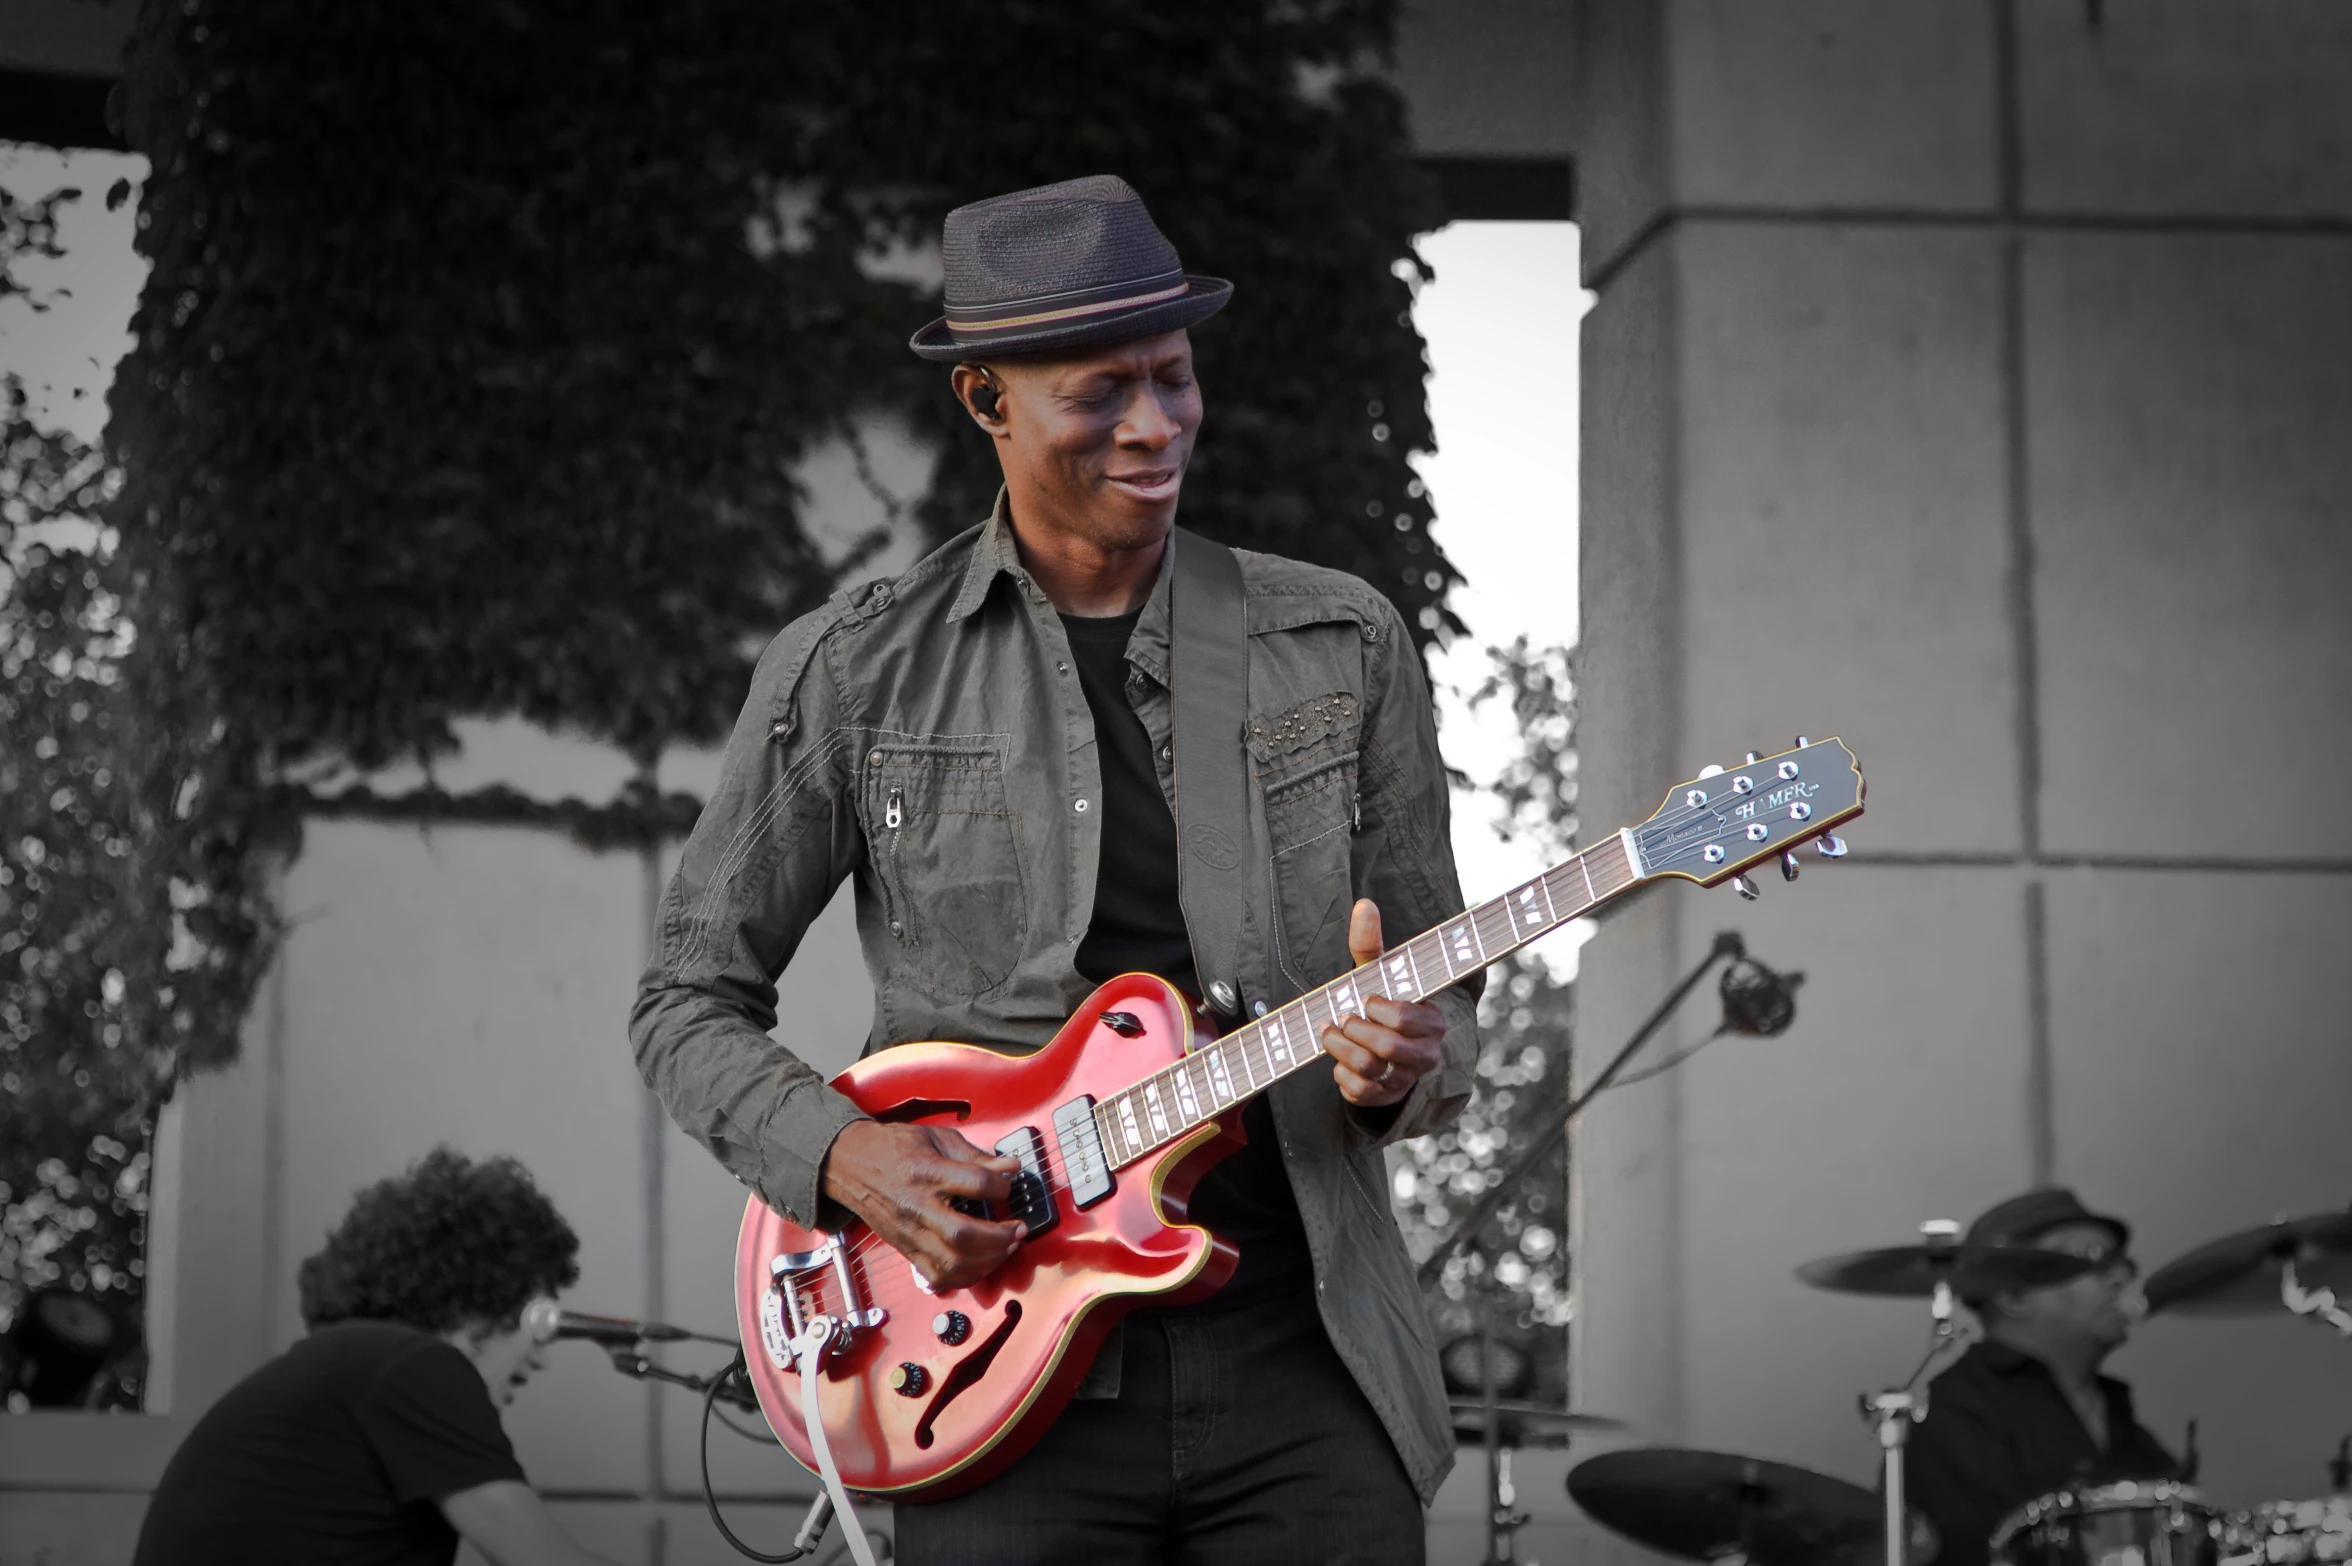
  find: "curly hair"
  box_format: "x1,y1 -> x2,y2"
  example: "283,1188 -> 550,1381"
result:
297,1147 -> 581,1335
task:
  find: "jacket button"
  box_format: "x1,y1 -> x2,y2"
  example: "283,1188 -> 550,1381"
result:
1057,661 -> 1069,674
868,749 -> 882,765
888,919 -> 902,936
1074,798 -> 1089,814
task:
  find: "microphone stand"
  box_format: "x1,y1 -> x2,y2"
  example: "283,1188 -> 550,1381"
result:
604,1344 -> 862,1562
1421,930 -> 1766,1566
1418,930 -> 1751,1288
603,1344 -> 765,1414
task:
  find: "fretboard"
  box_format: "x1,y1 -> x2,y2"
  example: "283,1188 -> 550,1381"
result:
1091,829 -> 1647,1169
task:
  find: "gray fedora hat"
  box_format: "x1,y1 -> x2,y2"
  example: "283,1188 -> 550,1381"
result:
909,174 -> 1232,362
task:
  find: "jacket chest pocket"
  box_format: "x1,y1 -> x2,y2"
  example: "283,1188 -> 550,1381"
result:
860,740 -> 1031,1000
1251,693 -> 1362,987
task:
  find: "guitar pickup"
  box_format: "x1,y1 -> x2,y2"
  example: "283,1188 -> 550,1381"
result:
1052,1095 -> 1114,1210
993,1126 -> 1059,1238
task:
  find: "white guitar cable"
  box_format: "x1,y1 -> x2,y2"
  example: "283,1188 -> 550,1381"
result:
792,1318 -> 881,1566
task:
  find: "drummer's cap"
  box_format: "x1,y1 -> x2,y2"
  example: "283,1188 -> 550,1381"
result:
1964,1186 -> 2131,1258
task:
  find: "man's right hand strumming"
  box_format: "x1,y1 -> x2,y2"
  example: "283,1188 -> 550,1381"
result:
820,1120 -> 1029,1291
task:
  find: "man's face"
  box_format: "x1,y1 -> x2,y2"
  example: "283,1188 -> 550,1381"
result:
462,1294 -> 554,1408
970,329 -> 1203,553
2003,1221 -> 2139,1352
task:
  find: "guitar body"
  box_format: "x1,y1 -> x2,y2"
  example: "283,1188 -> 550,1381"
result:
733,973 -> 1242,1501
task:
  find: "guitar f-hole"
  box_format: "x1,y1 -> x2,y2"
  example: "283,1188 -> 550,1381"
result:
911,1301 -> 1021,1450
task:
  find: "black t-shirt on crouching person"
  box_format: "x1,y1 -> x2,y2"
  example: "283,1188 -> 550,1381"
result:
134,1319 -> 526,1566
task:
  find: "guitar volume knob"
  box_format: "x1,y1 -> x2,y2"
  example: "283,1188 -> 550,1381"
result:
932,1310 -> 971,1345
889,1362 -> 929,1397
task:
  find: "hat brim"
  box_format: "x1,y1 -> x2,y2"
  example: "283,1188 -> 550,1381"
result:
909,275 -> 1232,362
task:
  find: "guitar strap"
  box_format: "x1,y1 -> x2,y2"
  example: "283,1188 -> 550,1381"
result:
1168,527 -> 1251,1020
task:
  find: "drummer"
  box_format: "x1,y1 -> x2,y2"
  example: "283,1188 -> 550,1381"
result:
1908,1188 -> 2181,1566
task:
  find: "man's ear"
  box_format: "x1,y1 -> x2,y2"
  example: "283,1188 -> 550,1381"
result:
951,364 -> 1008,434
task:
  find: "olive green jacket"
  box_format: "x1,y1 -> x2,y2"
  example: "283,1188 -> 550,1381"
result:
630,500 -> 1483,1502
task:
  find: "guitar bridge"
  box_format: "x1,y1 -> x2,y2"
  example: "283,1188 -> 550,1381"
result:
761,1233 -> 887,1370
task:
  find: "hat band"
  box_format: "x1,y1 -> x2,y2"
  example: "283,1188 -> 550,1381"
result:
947,278 -> 1192,338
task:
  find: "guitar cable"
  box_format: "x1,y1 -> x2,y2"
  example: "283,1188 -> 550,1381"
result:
701,1352 -> 838,1562
701,1347 -> 888,1565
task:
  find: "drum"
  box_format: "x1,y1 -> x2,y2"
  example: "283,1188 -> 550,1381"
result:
1993,1481 -> 2228,1566
2229,1497 -> 2352,1565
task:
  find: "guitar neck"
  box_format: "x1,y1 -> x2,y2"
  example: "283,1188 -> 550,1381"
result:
1093,829 -> 1650,1170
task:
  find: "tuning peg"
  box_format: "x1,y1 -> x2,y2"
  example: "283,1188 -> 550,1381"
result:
1744,751 -> 1760,765
1732,873 -> 1761,901
1697,763 -> 1726,779
1815,834 -> 1848,859
1795,735 -> 1811,748
1780,850 -> 1801,883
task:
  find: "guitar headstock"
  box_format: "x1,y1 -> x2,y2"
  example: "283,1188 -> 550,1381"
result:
1632,737 -> 1865,892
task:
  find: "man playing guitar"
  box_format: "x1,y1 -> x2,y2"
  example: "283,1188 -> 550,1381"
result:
632,175 -> 1479,1562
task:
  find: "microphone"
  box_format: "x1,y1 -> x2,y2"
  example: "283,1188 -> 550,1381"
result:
522,1300 -> 697,1346
1718,952 -> 1803,1037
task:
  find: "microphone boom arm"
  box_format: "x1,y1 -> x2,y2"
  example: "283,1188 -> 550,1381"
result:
1416,931 -> 1751,1288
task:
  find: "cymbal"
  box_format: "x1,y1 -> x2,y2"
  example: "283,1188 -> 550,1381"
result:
1569,1447 -> 1938,1566
1448,1399 -> 1629,1449
2144,1210 -> 2352,1318
1797,1244 -> 2093,1298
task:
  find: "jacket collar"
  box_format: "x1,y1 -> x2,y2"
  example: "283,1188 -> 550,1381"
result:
1122,535 -> 1177,687
943,492 -> 1181,688
945,490 -> 1028,623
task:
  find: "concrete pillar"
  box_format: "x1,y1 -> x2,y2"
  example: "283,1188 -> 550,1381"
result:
1573,0 -> 2352,1509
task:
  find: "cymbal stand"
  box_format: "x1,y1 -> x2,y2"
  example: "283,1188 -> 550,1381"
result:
1478,1290 -> 1532,1566
2281,1259 -> 2352,1339
1860,1222 -> 1968,1566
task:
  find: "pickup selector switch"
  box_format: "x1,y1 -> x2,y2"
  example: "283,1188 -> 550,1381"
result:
932,1310 -> 971,1345
889,1362 -> 929,1397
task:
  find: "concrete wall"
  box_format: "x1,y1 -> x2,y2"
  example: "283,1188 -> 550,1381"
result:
1573,0 -> 2352,1530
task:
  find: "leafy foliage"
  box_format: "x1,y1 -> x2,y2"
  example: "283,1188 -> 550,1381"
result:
6,0 -> 1456,1369
1395,635 -> 1582,1398
1393,953 -> 1574,1403
1,350 -> 149,1395
1464,636 -> 1578,862
106,0 -> 1452,777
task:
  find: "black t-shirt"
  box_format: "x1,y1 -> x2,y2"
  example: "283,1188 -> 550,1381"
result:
134,1320 -> 526,1566
1062,609 -> 1311,1306
1908,1340 -> 2181,1566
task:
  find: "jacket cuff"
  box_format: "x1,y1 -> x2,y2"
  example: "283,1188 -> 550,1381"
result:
757,1079 -> 871,1228
1346,988 -> 1478,1154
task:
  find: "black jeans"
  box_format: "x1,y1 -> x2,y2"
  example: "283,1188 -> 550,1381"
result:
893,1288 -> 1425,1566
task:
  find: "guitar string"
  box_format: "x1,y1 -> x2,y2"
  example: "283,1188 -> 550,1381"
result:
807,856 -> 1610,1294
813,795 -> 1747,1287
809,834 -> 1635,1285
787,789 -> 1841,1307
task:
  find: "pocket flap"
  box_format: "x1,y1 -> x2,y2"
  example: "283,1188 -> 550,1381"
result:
1246,691 -> 1360,763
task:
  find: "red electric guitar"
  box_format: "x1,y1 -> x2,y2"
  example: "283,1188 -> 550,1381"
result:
733,738 -> 1865,1499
